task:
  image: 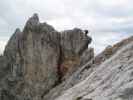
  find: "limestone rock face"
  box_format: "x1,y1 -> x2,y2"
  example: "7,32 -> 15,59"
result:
42,29 -> 93,100
55,36 -> 133,100
59,28 -> 92,80
0,55 -> 7,80
1,13 -> 133,100
19,15 -> 61,100
4,28 -> 23,78
1,14 -> 61,100
80,48 -> 94,65
60,28 -> 92,56
0,14 -> 93,100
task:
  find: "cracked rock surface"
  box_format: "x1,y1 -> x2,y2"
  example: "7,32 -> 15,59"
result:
1,14 -> 133,100
0,14 -> 93,100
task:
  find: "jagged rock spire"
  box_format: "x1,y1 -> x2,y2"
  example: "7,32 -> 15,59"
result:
28,13 -> 39,25
14,28 -> 21,34
4,28 -> 21,55
23,13 -> 39,32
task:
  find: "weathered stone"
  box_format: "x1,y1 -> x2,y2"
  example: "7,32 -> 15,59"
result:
55,36 -> 133,100
1,13 -> 133,100
80,48 -> 94,66
0,14 -> 93,100
16,15 -> 60,100
58,28 -> 92,79
60,28 -> 92,56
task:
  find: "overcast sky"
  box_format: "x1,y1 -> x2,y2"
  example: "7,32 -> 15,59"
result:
0,0 -> 133,54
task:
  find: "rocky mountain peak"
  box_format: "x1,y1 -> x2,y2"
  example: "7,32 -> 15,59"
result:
15,28 -> 21,34
0,14 -> 94,100
23,13 -> 39,32
1,13 -> 132,100
0,14 -> 133,100
27,13 -> 39,26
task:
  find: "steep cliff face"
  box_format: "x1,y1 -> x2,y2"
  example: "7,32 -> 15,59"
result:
2,14 -> 61,100
59,28 -> 92,80
0,56 -> 7,80
0,14 -> 93,100
19,14 -> 61,99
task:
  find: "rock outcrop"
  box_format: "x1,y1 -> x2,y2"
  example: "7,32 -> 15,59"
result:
95,36 -> 133,66
54,36 -> 133,100
59,28 -> 92,80
0,14 -> 93,100
1,13 -> 133,100
39,35 -> 133,100
2,14 -> 61,100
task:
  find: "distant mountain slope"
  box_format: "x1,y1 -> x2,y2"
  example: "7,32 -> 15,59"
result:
95,36 -> 133,65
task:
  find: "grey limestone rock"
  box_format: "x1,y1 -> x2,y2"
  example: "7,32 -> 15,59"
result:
55,36 -> 133,100
1,13 -> 133,100
0,14 -> 93,100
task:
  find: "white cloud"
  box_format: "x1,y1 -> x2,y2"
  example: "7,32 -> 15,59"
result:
0,0 -> 133,54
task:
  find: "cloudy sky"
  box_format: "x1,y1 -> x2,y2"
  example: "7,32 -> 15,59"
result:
0,0 -> 133,54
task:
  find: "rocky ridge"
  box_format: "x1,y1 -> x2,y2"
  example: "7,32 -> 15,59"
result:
0,14 -> 93,100
55,37 -> 133,100
0,14 -> 133,100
